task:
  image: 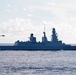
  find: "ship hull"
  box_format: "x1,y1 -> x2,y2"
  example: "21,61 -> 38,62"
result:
0,45 -> 76,51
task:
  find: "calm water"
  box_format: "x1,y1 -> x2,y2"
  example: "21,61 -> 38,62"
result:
0,50 -> 76,75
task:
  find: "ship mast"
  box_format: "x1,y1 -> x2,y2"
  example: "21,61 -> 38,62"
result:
51,28 -> 58,42
42,24 -> 47,42
43,24 -> 46,37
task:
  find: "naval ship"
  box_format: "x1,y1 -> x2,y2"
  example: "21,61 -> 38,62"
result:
0,28 -> 76,50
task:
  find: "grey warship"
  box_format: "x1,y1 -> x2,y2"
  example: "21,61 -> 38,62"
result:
0,28 -> 76,50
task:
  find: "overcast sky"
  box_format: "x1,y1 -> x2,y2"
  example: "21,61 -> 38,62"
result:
0,0 -> 76,44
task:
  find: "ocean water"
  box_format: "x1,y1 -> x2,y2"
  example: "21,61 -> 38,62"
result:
0,51 -> 76,75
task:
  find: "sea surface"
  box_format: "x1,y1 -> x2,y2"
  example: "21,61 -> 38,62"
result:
0,50 -> 76,75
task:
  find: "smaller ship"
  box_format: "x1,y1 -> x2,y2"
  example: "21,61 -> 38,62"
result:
0,27 -> 76,51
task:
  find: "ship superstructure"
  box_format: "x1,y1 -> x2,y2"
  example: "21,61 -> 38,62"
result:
14,28 -> 66,49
